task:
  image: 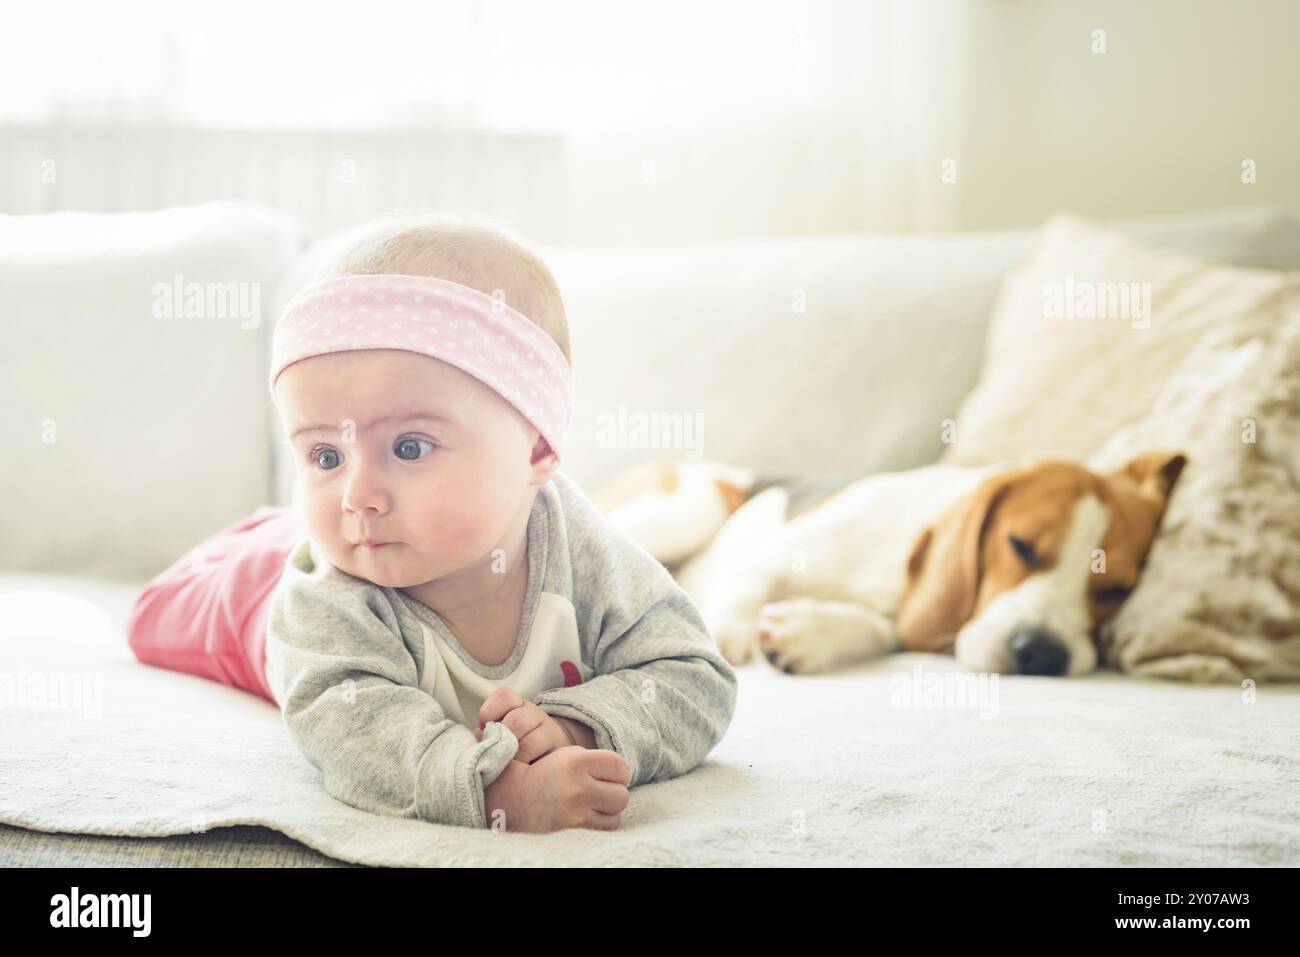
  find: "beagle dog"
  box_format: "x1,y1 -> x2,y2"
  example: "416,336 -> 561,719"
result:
591,451 -> 1186,677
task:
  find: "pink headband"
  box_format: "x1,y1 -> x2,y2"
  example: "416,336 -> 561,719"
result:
268,274 -> 573,460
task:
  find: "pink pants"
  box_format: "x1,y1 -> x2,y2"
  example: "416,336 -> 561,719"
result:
124,505 -> 307,704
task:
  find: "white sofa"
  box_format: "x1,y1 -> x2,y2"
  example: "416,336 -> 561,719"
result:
3,202 -> 1299,866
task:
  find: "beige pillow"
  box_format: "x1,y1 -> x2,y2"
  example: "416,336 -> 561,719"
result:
1086,286 -> 1300,683
941,213 -> 1300,467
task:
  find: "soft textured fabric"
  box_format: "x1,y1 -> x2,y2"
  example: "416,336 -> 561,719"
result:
268,274 -> 574,461
0,201 -> 304,580
4,582 -> 1300,867
124,504 -> 307,703
1088,285 -> 1300,683
940,212 -> 1300,468
264,470 -> 739,831
0,822 -> 353,868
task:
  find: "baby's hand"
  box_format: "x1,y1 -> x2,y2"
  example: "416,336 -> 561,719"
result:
475,688 -> 574,765
483,746 -> 631,832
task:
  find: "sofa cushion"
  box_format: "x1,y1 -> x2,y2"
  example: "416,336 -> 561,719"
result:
939,211 -> 1300,468
0,201 -> 304,580
547,206 -> 1300,492
1088,285 -> 1300,682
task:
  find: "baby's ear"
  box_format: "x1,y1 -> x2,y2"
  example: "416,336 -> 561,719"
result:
529,434 -> 560,483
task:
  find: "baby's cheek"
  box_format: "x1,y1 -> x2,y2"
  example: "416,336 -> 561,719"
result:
302,499 -> 336,542
420,502 -> 485,551
451,513 -> 494,552
419,477 -> 501,551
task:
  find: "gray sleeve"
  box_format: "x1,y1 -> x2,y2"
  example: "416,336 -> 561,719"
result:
532,475 -> 739,787
265,538 -> 519,829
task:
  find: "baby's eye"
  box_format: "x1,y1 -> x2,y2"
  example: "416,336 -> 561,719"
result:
308,446 -> 341,471
394,437 -> 437,461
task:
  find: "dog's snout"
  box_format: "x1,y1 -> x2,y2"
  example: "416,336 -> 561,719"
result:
1009,627 -> 1069,676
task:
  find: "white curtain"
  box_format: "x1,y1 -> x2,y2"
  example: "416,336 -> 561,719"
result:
0,0 -> 966,241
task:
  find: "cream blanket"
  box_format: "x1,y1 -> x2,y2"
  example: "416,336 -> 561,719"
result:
2,586 -> 1299,866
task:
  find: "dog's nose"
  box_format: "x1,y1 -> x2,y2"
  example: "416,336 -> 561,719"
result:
1009,628 -> 1069,676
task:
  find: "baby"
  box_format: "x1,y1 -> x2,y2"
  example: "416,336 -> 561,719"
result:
263,216 -> 738,833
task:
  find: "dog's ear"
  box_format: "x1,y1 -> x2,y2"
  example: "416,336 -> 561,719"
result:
896,470 -> 1022,652
1107,451 -> 1188,504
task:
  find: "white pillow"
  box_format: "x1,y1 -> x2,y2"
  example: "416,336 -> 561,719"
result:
0,202 -> 304,580
1088,286 -> 1300,683
940,213 -> 1300,467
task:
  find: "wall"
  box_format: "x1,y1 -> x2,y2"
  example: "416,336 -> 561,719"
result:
949,0 -> 1300,231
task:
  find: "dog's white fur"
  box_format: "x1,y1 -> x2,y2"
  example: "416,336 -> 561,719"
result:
606,464 -> 990,668
601,460 -> 1152,676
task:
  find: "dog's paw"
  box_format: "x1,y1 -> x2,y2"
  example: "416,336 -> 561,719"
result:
756,599 -> 839,674
757,598 -> 896,674
709,615 -> 759,666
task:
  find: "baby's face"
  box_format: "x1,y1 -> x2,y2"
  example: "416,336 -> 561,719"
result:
276,349 -> 551,587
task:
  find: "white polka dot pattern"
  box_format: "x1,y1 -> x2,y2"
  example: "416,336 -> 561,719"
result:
268,274 -> 574,460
